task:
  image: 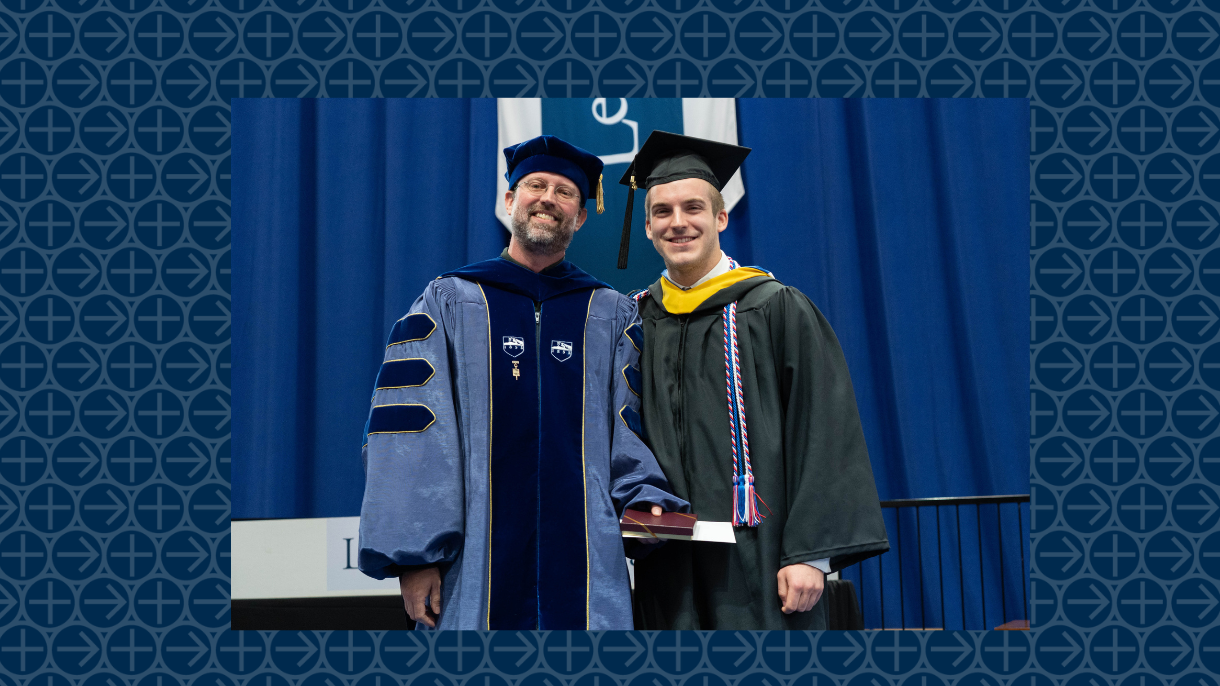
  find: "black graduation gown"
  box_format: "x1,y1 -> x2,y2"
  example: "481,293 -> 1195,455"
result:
632,273 -> 890,629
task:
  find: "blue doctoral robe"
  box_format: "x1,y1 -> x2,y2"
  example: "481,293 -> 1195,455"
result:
358,256 -> 687,630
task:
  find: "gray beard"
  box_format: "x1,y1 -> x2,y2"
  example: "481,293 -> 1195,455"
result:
510,212 -> 576,255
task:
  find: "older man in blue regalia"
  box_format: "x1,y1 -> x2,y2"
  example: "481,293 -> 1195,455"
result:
358,135 -> 687,630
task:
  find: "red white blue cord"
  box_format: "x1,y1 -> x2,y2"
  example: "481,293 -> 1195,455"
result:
636,257 -> 765,527
723,257 -> 763,526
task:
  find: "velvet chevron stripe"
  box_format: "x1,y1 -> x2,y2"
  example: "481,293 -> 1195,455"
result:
367,404 -> 436,435
619,405 -> 645,443
622,365 -> 642,398
386,313 -> 436,347
624,323 -> 644,352
375,358 -> 436,390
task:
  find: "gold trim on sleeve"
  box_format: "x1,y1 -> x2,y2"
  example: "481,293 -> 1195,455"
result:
623,323 -> 642,353
374,358 -> 436,389
386,312 -> 437,348
365,403 -> 437,434
618,405 -> 635,434
621,364 -> 640,397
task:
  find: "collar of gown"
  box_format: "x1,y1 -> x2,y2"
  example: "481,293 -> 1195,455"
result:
441,251 -> 610,302
658,255 -> 773,314
662,251 -> 733,291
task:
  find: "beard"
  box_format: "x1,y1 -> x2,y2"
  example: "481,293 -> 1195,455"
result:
510,202 -> 578,255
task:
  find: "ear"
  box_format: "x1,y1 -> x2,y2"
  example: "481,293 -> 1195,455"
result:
504,189 -> 515,215
573,207 -> 588,232
716,207 -> 729,234
645,217 -> 653,241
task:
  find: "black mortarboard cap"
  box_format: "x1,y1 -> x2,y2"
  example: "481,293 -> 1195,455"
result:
615,131 -> 750,269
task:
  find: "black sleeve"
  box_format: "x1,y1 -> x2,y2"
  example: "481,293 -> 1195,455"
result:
769,287 -> 890,571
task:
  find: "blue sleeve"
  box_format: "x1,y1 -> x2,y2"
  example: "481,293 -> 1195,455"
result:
358,281 -> 465,580
608,300 -> 689,520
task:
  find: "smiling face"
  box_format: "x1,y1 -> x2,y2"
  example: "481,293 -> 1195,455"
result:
504,171 -> 587,256
645,177 -> 729,282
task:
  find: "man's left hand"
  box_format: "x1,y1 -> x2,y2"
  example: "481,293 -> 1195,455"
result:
777,564 -> 825,614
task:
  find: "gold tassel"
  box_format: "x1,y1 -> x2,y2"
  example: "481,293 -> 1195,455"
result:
617,176 -> 635,269
596,174 -> 604,215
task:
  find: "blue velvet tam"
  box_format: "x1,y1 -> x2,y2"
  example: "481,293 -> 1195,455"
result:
503,135 -> 605,213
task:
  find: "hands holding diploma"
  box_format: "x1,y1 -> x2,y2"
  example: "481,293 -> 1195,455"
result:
638,503 -> 664,544
777,563 -> 825,614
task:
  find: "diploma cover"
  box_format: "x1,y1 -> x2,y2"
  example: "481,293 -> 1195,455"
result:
620,511 -> 736,543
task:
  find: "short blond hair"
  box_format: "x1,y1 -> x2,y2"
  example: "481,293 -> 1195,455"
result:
645,180 -> 725,220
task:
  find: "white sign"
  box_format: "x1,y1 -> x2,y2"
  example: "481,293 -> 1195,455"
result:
232,517 -> 398,599
326,517 -> 402,592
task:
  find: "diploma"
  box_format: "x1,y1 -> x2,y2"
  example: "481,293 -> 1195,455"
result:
620,511 -> 736,543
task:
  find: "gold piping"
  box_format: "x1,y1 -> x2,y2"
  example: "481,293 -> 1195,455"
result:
386,313 -> 437,348
477,283 -> 493,631
621,364 -> 640,397
375,358 -> 436,389
623,324 -> 642,353
581,289 -> 594,629
366,403 -> 436,434
618,405 -> 640,436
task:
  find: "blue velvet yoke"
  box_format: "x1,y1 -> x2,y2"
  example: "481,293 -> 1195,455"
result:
483,284 -> 593,629
443,257 -> 611,303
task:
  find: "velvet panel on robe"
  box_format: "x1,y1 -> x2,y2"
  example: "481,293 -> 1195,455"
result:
632,274 -> 889,630
358,258 -> 687,630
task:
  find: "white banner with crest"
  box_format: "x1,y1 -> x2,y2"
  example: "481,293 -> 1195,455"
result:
495,98 -> 744,230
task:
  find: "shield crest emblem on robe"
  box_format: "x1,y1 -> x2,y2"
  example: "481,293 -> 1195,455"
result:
502,336 -> 524,357
551,340 -> 573,362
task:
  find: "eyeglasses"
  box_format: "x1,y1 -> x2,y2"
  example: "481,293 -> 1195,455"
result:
518,178 -> 580,203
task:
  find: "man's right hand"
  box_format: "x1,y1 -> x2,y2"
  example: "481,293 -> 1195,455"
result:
399,567 -> 442,628
630,504 -> 666,544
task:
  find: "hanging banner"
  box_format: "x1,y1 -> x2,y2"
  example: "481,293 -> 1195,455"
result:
496,99 -> 744,292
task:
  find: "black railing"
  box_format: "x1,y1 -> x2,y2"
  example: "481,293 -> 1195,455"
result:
840,494 -> 1031,630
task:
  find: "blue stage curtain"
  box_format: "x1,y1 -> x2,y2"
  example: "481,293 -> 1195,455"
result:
731,98 -> 1029,630
231,99 -> 502,519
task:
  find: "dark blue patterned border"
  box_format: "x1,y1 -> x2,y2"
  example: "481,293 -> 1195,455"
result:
0,0 -> 1218,683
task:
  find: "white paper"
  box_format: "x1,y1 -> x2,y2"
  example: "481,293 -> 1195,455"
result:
622,520 -> 736,543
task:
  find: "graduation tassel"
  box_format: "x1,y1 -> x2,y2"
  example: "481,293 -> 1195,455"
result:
722,265 -> 765,527
595,174 -> 604,215
617,176 -> 635,269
